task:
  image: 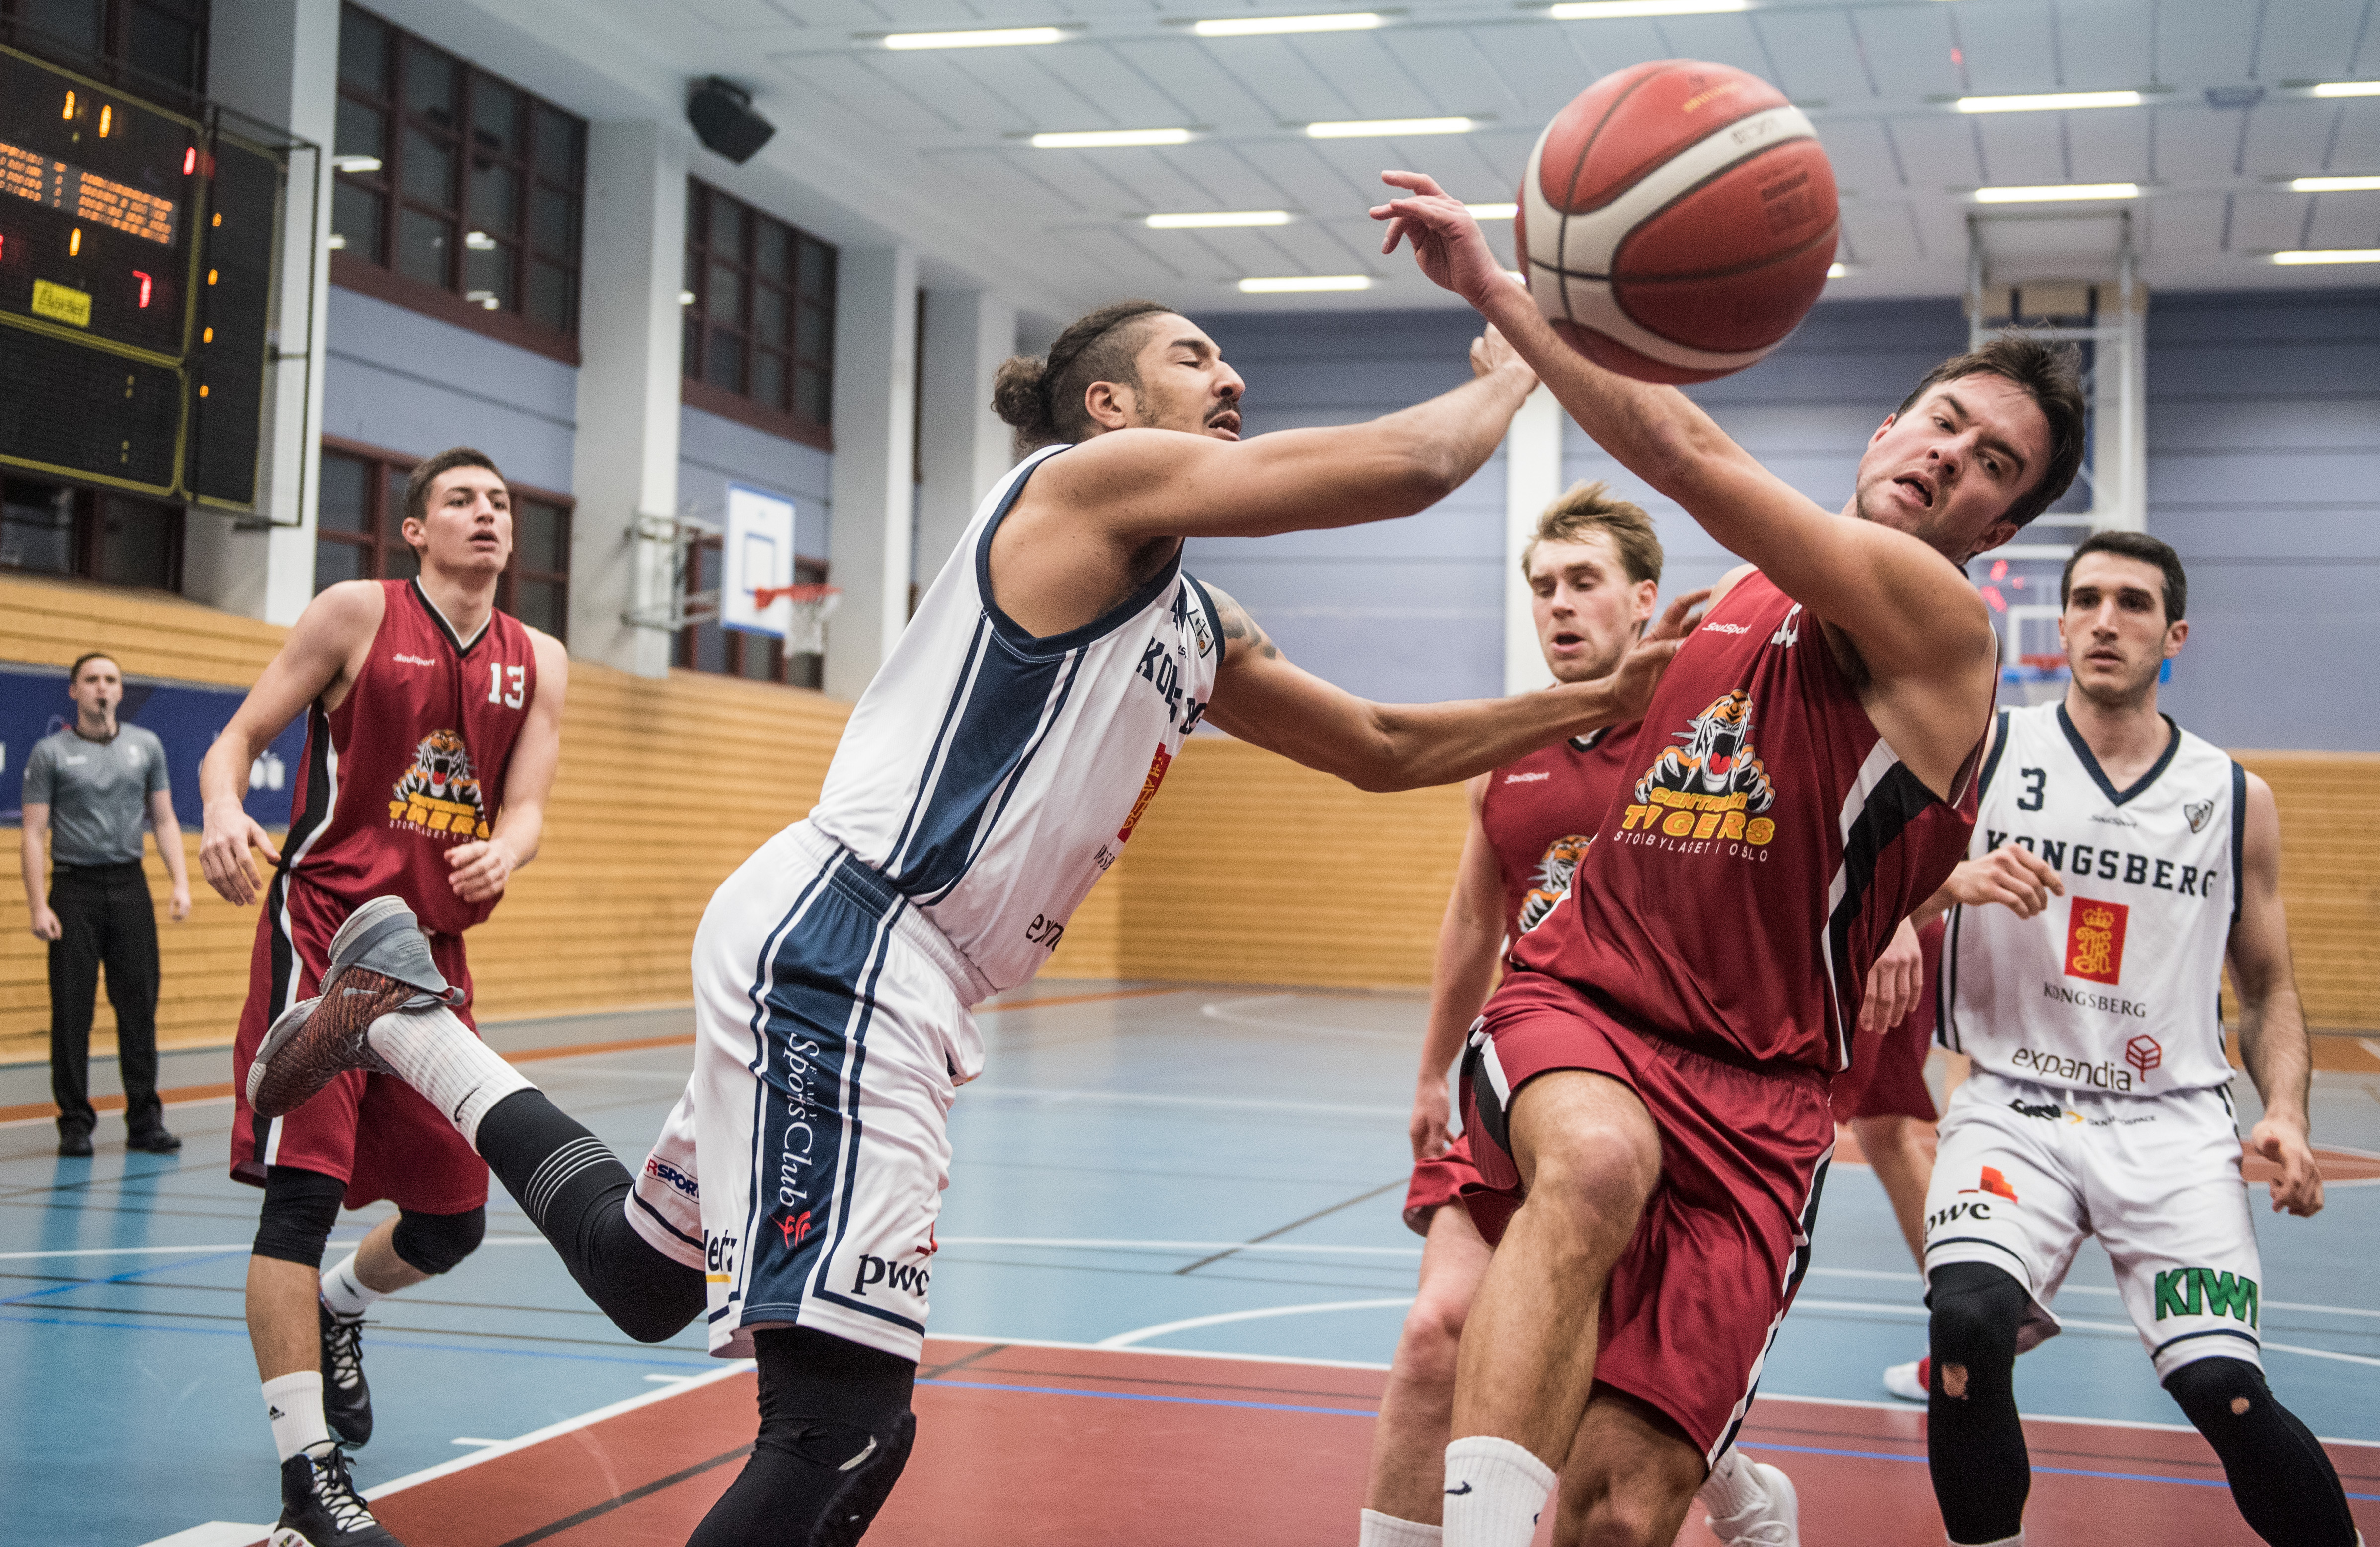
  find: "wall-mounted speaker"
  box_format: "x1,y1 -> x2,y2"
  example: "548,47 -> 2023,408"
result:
688,78 -> 775,164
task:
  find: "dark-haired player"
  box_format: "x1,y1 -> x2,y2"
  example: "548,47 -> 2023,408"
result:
1364,483 -> 1823,1547
247,304 -> 1709,1546
198,448 -> 567,1547
1905,531 -> 2357,1547
1373,173 -> 2084,1547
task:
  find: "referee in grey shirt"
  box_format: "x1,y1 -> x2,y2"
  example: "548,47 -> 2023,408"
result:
20,652 -> 190,1157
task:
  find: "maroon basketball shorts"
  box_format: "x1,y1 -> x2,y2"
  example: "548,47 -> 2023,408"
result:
229,875 -> 489,1213
1403,1131 -> 1484,1236
1829,916 -> 1942,1126
1457,970 -> 1834,1463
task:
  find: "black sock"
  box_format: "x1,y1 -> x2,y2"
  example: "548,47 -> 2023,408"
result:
1926,1261 -> 2033,1544
688,1326 -> 919,1547
475,1089 -> 705,1343
2165,1357 -> 2358,1547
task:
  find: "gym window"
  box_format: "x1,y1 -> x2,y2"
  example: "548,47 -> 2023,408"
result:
329,4 -> 585,360
681,180 -> 836,451
675,538 -> 826,690
0,477 -> 183,591
0,0 -> 209,103
315,442 -> 572,642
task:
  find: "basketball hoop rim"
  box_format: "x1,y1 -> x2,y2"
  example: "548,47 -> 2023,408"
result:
752,582 -> 842,608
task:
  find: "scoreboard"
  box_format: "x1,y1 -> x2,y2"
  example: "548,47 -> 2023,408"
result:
0,44 -> 286,509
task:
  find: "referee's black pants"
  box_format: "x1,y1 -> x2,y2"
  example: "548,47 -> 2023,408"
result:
48,862 -> 163,1136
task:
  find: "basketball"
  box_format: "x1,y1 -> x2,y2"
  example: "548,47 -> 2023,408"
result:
1517,60 -> 1840,385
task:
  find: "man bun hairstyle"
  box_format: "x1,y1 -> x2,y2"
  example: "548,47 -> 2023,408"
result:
2060,529 -> 2187,625
1894,333 -> 2086,531
1523,481 -> 1664,586
403,447 -> 506,545
992,300 -> 1179,454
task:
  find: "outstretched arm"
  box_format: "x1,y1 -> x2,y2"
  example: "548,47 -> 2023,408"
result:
1373,173 -> 1998,790
1414,777 -> 1503,1159
2227,772 -> 2321,1218
1199,584 -> 1703,793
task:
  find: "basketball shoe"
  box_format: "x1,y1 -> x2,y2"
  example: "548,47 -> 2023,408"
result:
1705,1458 -> 1799,1547
270,1441 -> 402,1546
320,1302 -> 373,1448
1884,1356 -> 1929,1402
247,897 -> 461,1118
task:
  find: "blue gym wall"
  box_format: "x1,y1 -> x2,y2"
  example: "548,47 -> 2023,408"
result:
1198,289 -> 2380,752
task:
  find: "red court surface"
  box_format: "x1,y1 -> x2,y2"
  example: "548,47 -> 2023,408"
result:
277,1338 -> 2380,1547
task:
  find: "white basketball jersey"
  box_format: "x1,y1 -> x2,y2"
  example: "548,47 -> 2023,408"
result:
1940,702 -> 2244,1096
809,444 -> 1221,1000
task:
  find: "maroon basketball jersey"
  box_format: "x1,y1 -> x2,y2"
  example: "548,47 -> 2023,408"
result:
1509,571 -> 1980,1071
1481,723 -> 1641,942
281,579 -> 537,936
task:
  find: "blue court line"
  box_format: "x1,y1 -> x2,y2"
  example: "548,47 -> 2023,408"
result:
0,1312 -> 712,1369
1737,1440 -> 2380,1502
920,1376 -> 1376,1418
0,1249 -> 252,1307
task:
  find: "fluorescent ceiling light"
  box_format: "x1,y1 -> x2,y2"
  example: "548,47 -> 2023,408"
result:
1957,90 -> 2141,113
1193,12 -> 1382,36
1307,115 -> 1472,137
1146,210 -> 1292,227
1466,202 -> 1518,219
2291,175 -> 2380,192
1549,0 -> 1746,17
1973,182 -> 2140,203
2272,248 -> 2380,264
1239,274 -> 1372,292
464,230 -> 496,251
884,26 -> 1071,49
2312,80 -> 2380,97
1032,128 -> 1194,148
1827,262 -> 1848,277
330,154 -> 380,173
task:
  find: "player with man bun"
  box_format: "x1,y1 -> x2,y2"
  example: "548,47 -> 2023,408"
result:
243,301 -> 1707,1546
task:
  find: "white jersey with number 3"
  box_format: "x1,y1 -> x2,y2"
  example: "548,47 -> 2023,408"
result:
1940,701 -> 2244,1097
808,443 -> 1222,1003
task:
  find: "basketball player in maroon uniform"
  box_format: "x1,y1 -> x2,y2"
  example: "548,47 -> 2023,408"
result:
197,448 -> 567,1547
1376,175 -> 2085,1547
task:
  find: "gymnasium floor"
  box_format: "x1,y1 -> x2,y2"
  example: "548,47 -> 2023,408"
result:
5,981 -> 2376,1547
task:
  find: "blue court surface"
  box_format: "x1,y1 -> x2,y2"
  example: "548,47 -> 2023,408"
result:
5,981 -> 2376,1545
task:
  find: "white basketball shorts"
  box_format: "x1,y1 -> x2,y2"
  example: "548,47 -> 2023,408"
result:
627,821 -> 994,1361
1922,1068 -> 2265,1378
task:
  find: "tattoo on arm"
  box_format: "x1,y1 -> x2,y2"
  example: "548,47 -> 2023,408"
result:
1209,586 -> 1281,662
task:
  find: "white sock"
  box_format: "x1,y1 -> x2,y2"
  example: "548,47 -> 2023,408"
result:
1442,1435 -> 1553,1547
318,1253 -> 385,1318
1359,1509 -> 1444,1547
1951,1535 -> 2023,1547
366,1004 -> 532,1147
1699,1448 -> 1766,1518
263,1371 -> 331,1462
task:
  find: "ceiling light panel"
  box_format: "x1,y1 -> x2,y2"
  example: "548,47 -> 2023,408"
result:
1031,128 -> 1195,148
2311,81 -> 2380,97
2292,176 -> 2380,192
1548,0 -> 1747,17
1192,13 -> 1384,36
1146,210 -> 1293,228
883,26 -> 1072,49
1239,275 -> 1372,291
1306,116 -> 1473,138
2272,248 -> 2380,263
1973,182 -> 2141,202
1957,90 -> 2142,113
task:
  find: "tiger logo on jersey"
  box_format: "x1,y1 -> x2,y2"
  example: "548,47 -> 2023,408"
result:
1517,835 -> 1594,933
388,729 -> 490,839
1617,690 -> 1780,849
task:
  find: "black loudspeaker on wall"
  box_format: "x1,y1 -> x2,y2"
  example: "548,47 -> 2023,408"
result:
688,77 -> 775,164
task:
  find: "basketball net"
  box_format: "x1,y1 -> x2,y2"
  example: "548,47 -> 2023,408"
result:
752,583 -> 842,654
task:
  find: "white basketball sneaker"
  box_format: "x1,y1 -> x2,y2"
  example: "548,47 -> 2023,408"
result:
1706,1459 -> 1799,1547
1884,1356 -> 1930,1403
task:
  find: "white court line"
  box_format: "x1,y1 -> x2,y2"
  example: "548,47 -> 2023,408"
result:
0,1235 -> 547,1262
962,1085 -> 1404,1118
939,1235 -> 1420,1256
1097,1296 -> 1415,1348
0,1094 -> 234,1130
1199,994 -> 1417,1043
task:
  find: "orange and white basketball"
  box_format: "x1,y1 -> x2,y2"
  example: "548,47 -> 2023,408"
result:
1517,60 -> 1841,385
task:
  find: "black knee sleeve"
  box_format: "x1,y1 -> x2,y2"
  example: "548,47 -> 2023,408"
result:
687,1327 -> 919,1547
1925,1261 -> 2033,1545
253,1166 -> 345,1268
473,1089 -> 705,1342
391,1206 -> 485,1276
2164,1357 -> 2357,1547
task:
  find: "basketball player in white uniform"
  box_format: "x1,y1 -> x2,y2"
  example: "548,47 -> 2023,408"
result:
1897,532 -> 2357,1547
245,301 -> 1707,1547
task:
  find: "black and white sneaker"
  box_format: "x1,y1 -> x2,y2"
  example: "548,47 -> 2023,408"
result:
320,1301 -> 374,1448
270,1441 -> 402,1546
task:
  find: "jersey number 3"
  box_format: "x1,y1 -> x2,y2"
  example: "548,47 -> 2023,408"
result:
2016,767 -> 2045,811
488,663 -> 525,710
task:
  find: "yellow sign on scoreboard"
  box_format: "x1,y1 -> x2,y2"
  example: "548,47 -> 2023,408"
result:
31,277 -> 90,327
